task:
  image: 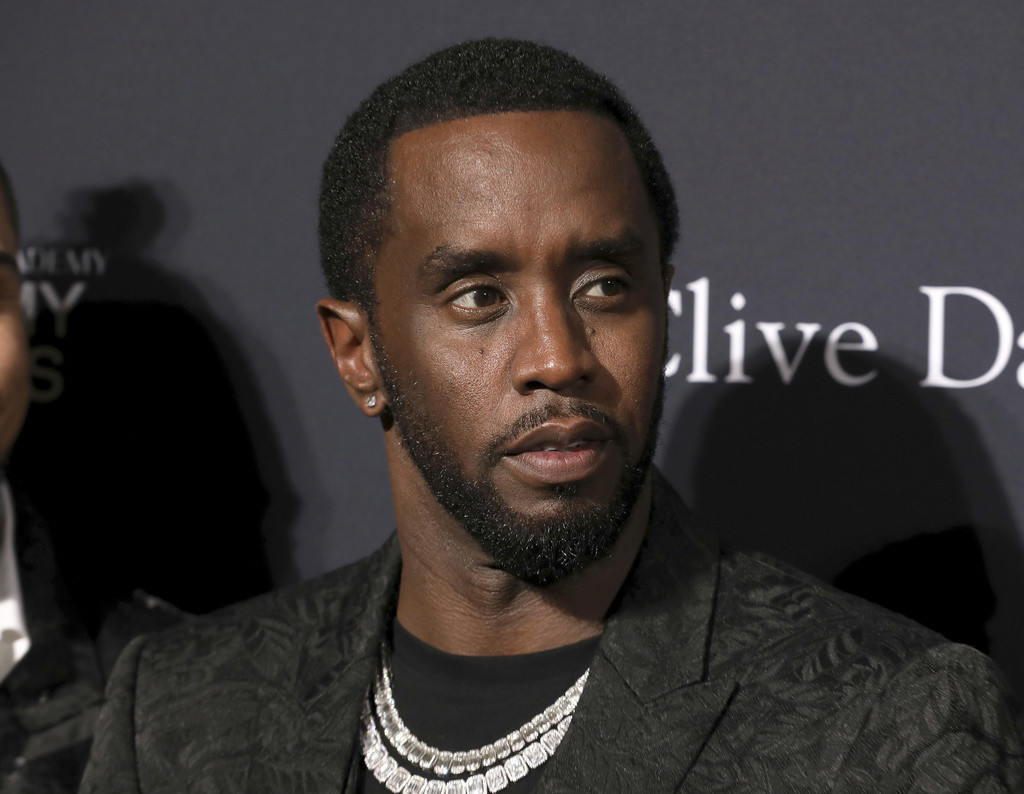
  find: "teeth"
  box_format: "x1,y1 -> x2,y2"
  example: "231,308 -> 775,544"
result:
537,441 -> 586,452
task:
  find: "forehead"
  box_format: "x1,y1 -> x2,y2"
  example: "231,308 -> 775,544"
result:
381,110 -> 657,256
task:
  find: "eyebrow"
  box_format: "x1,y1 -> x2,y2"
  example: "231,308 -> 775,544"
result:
418,245 -> 505,284
568,230 -> 648,263
417,229 -> 651,285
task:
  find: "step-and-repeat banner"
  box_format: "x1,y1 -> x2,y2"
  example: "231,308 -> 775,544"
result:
3,2 -> 1022,690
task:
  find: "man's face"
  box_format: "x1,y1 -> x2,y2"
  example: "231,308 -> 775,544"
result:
371,110 -> 668,584
0,197 -> 29,463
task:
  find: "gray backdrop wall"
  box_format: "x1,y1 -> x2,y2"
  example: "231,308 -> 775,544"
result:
3,1 -> 1023,691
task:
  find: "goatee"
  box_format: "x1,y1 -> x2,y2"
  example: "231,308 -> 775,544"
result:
373,336 -> 663,586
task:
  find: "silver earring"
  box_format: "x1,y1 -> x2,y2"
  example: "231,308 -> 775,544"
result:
366,395 -> 378,409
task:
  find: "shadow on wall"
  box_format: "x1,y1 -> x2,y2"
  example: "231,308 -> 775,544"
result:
9,182 -> 298,633
660,340 -> 1023,674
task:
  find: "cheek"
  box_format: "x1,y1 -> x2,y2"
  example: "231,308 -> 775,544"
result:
393,322 -> 506,443
422,340 -> 504,424
593,312 -> 664,426
0,316 -> 30,457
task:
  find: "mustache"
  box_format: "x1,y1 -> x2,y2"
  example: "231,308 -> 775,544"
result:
483,400 -> 625,465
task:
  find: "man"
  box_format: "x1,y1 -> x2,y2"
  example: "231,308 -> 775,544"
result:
0,160 -> 182,793
0,160 -> 108,792
82,39 -> 1023,792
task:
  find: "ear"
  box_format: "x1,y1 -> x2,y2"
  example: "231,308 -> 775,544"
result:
317,298 -> 385,417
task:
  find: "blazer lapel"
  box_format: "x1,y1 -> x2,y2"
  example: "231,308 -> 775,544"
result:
0,491 -> 104,786
5,495 -> 102,702
240,534 -> 402,793
320,535 -> 401,793
541,658 -> 737,793
537,473 -> 738,792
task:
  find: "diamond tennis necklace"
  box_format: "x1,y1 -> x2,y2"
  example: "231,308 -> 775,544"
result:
360,643 -> 589,793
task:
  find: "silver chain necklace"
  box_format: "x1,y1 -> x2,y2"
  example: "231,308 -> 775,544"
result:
360,643 -> 589,793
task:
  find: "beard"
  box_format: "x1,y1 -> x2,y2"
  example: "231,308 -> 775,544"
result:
373,335 -> 665,586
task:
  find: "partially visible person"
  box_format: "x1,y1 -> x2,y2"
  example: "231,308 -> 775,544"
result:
0,158 -> 179,793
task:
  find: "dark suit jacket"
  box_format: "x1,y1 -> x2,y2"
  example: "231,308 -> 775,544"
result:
81,476 -> 1024,792
1,491 -> 185,793
1,496 -> 106,793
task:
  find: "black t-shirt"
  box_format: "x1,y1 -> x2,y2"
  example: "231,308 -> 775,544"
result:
360,622 -> 599,793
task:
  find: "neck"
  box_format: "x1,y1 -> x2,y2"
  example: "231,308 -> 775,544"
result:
390,453 -> 651,656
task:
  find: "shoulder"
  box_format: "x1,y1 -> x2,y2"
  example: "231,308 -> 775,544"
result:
698,548 -> 1024,789
717,548 -> 952,659
711,547 -> 956,709
82,539 -> 399,791
132,536 -> 397,683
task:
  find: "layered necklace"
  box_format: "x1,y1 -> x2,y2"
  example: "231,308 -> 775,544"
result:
360,642 -> 589,793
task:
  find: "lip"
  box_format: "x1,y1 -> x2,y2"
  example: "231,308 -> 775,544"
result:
502,419 -> 613,484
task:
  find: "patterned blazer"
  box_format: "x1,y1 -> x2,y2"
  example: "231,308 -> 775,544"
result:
81,474 -> 1024,792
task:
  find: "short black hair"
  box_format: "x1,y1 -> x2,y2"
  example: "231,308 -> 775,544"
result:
319,38 -> 678,311
0,158 -> 19,243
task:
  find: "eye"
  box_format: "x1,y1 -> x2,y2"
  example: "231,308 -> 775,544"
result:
451,286 -> 505,309
581,277 -> 628,299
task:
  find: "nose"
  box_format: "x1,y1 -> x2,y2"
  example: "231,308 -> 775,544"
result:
510,297 -> 596,394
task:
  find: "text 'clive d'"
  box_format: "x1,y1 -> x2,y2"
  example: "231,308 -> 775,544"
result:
667,277 -> 1024,390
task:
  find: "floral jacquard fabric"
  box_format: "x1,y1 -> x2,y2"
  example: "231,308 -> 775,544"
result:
80,472 -> 1024,792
